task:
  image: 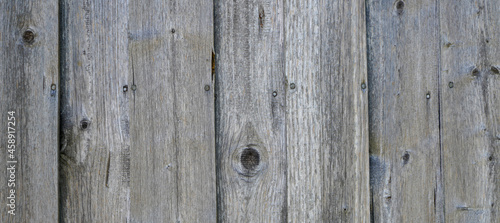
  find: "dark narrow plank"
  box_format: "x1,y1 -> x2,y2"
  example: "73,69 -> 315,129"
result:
440,0 -> 500,221
0,0 -> 59,222
214,0 -> 287,221
366,0 -> 442,222
285,0 -> 370,221
128,0 -> 216,222
59,0 -> 131,221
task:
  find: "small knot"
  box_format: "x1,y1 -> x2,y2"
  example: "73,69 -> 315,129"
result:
491,66 -> 500,74
402,151 -> 410,165
241,148 -> 260,170
471,67 -> 480,77
22,29 -> 35,44
396,1 -> 405,15
80,119 -> 91,130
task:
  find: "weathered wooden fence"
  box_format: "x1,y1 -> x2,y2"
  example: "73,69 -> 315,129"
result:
1,0 -> 498,222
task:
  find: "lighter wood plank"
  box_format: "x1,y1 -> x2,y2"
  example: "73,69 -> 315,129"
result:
128,0 -> 216,222
367,1 -> 442,222
59,0 -> 131,222
0,0 -> 59,222
285,0 -> 370,222
215,0 -> 287,222
440,0 -> 500,222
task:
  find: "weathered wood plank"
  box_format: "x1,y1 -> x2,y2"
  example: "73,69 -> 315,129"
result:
60,0 -> 215,222
366,1 -> 442,222
440,0 -> 500,222
285,0 -> 370,222
0,0 -> 59,222
128,0 -> 216,222
214,0 -> 287,222
59,0 -> 131,222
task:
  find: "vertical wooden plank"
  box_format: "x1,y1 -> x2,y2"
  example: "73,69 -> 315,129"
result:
366,0 -> 442,222
215,0 -> 287,222
128,0 -> 216,222
0,0 -> 59,222
285,0 -> 369,221
440,0 -> 500,222
59,0 -> 130,221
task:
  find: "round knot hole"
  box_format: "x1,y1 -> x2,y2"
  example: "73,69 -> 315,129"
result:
80,119 -> 91,130
241,148 -> 260,170
396,1 -> 405,14
22,30 -> 35,44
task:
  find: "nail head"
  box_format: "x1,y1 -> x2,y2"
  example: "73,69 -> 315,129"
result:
361,83 -> 367,89
448,82 -> 454,88
51,84 -> 56,90
204,85 -> 210,91
123,85 -> 128,92
131,85 -> 137,91
290,83 -> 296,89
272,91 -> 277,97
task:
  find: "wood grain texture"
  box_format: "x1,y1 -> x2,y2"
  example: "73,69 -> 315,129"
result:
0,0 -> 59,222
285,0 -> 370,222
128,0 -> 215,222
367,0 -> 442,222
440,0 -> 500,222
60,0 -> 215,222
214,0 -> 287,222
59,0 -> 131,222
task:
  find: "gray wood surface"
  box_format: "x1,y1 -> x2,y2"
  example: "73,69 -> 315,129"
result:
60,0 -> 215,222
0,0 -> 59,222
440,0 -> 500,222
128,0 -> 215,222
367,0 -> 443,222
216,0 -> 369,221
59,0 -> 131,221
285,0 -> 369,222
214,0 -> 288,222
4,0 -> 498,222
